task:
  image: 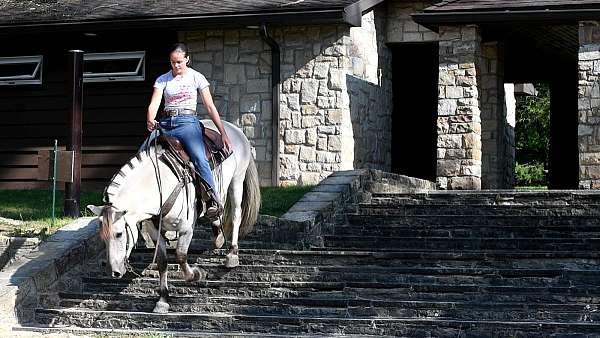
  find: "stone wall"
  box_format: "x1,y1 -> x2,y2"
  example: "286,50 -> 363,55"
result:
386,0 -> 438,43
181,30 -> 273,186
578,21 -> 600,189
277,10 -> 393,186
437,25 -> 483,190
348,9 -> 393,171
180,11 -> 394,187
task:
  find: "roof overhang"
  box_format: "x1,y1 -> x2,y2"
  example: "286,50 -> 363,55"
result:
344,0 -> 386,26
413,8 -> 600,31
0,0 -> 386,35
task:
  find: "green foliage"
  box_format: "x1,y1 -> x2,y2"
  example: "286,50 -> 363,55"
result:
514,83 -> 550,187
515,162 -> 546,187
515,83 -> 550,164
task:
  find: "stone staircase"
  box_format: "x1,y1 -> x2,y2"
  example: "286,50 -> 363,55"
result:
23,190 -> 600,337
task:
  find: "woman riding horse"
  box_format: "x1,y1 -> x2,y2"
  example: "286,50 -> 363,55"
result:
146,42 -> 232,220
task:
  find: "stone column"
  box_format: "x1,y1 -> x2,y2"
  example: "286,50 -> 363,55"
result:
437,25 -> 482,190
480,42 -> 513,189
578,21 -> 600,189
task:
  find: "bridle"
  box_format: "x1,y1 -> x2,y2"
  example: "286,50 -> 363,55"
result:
103,203 -> 142,277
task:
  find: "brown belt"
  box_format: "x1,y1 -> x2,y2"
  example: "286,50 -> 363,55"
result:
160,108 -> 197,117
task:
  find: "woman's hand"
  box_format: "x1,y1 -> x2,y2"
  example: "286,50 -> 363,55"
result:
222,133 -> 233,154
147,119 -> 158,132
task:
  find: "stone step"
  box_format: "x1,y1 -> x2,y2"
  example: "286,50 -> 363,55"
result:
53,293 -> 600,322
329,224 -> 600,238
154,238 -> 294,251
347,214 -> 600,227
72,277 -> 600,304
124,248 -> 600,270
17,326 -> 358,338
356,203 -> 600,216
370,191 -> 600,206
91,263 -> 600,286
78,272 -> 600,297
52,289 -> 600,310
33,308 -> 600,337
321,235 -> 600,251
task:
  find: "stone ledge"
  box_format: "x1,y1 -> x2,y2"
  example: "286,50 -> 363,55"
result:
0,217 -> 101,326
279,169 -> 436,249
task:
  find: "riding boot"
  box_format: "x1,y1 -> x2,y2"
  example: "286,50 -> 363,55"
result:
205,189 -> 224,221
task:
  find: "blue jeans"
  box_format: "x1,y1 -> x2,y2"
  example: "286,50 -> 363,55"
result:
158,115 -> 217,197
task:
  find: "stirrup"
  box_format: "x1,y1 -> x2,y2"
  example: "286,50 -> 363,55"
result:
205,199 -> 223,221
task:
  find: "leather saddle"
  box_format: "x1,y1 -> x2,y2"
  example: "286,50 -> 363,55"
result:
156,125 -> 231,170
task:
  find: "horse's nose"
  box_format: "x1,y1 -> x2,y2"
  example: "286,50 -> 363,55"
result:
112,271 -> 121,278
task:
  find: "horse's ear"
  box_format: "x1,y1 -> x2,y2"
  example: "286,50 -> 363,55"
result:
87,205 -> 104,216
114,210 -> 127,221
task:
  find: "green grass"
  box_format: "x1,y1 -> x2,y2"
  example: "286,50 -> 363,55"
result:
0,190 -> 103,238
259,185 -> 314,217
0,185 -> 313,238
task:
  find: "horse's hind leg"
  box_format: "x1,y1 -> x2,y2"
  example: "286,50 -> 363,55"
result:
153,233 -> 170,314
225,175 -> 244,268
176,227 -> 205,282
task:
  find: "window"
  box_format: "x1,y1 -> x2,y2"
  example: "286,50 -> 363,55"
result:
83,51 -> 145,83
0,55 -> 43,85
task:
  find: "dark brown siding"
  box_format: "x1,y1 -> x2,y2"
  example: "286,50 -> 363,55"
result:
0,30 -> 176,190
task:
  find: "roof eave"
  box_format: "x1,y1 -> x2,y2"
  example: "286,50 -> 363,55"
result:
0,8 -> 352,34
344,0 -> 386,26
412,8 -> 600,31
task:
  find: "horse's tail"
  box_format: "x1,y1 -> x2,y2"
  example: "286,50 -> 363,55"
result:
223,157 -> 261,238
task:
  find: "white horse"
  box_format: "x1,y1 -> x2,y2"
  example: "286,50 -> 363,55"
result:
87,120 -> 261,313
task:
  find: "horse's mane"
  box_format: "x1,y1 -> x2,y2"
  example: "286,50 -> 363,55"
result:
103,147 -> 161,205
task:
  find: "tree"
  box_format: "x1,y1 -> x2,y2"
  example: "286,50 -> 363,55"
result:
515,83 -> 550,165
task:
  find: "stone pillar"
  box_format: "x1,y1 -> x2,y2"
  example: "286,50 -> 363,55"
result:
579,21 -> 600,189
437,25 -> 482,190
480,42 -> 513,189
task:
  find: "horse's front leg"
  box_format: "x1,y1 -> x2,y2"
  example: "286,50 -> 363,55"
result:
176,227 -> 205,282
211,219 -> 225,250
153,233 -> 170,313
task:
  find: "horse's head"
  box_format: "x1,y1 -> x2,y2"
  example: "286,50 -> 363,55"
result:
87,204 -> 150,279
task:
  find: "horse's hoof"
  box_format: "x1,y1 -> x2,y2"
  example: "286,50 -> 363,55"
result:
153,301 -> 170,313
225,253 -> 239,268
213,232 -> 225,250
186,267 -> 205,282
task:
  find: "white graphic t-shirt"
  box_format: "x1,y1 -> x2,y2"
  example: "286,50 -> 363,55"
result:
153,68 -> 210,111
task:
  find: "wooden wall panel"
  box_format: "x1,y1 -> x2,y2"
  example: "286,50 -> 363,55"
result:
0,30 -> 175,191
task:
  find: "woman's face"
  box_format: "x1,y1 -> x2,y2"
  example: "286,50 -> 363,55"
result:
170,51 -> 189,75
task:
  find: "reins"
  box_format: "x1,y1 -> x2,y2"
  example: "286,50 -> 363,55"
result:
150,125 -> 166,268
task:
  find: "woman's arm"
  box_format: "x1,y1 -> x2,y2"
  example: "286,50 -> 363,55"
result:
146,87 -> 163,131
200,87 -> 233,151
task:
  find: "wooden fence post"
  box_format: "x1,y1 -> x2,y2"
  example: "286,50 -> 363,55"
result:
64,50 -> 84,218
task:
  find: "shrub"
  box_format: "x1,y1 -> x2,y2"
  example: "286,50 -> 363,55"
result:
515,162 -> 546,187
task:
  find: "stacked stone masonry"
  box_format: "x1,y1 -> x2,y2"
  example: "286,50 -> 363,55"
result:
278,11 -> 392,186
182,10 -> 392,187
480,42 -> 514,189
437,25 -> 483,190
181,29 -> 273,186
386,0 -> 438,43
578,21 -> 600,189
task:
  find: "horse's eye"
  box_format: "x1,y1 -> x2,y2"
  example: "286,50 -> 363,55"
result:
115,232 -> 123,238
